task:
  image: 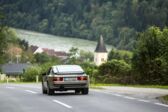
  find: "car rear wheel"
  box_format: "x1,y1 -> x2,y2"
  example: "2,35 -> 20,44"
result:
47,88 -> 54,95
42,85 -> 47,94
82,88 -> 89,95
47,83 -> 54,95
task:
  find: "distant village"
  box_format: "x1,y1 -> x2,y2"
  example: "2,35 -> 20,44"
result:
0,44 -> 69,82
0,36 -> 107,82
30,45 -> 68,60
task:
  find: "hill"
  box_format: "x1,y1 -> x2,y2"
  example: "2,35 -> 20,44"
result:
16,29 -> 113,52
1,0 -> 168,50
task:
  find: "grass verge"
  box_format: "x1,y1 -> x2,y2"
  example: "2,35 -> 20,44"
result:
158,95 -> 168,104
90,83 -> 168,89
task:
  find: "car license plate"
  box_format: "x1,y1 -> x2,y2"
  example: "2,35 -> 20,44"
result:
64,77 -> 76,81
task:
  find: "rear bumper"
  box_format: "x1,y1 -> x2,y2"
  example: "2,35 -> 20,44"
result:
51,83 -> 89,90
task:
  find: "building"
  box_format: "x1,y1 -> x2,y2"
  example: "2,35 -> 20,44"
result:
94,35 -> 108,66
0,63 -> 31,81
30,45 -> 68,60
30,45 -> 43,54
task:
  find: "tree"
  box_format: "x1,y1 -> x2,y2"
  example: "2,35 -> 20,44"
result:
34,53 -> 50,64
0,28 -> 7,63
132,27 -> 168,84
67,47 -> 80,64
108,49 -> 133,64
79,50 -> 94,62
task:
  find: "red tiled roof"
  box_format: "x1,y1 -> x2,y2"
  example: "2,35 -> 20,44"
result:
42,48 -> 55,56
55,51 -> 68,57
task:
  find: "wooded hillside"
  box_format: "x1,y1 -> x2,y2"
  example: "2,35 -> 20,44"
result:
1,0 -> 168,50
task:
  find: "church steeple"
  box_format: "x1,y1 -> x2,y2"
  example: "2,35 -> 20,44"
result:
95,35 -> 107,52
94,35 -> 108,66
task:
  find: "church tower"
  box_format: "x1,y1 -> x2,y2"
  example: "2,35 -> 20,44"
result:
94,35 -> 108,66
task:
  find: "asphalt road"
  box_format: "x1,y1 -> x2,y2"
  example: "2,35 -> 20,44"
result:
0,83 -> 168,112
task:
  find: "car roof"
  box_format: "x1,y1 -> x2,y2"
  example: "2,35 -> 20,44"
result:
52,65 -> 84,74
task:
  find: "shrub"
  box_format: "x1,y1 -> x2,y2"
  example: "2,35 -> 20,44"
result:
22,66 -> 41,82
96,59 -> 132,84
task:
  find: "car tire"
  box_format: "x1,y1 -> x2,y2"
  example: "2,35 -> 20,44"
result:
82,88 -> 89,95
42,86 -> 47,94
42,82 -> 47,94
47,83 -> 54,95
75,89 -> 80,94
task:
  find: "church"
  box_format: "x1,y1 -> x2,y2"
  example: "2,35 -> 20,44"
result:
94,35 -> 108,66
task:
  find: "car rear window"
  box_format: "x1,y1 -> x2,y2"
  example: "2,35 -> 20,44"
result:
53,65 -> 84,74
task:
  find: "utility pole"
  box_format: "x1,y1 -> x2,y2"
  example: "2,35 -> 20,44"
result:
16,55 -> 21,63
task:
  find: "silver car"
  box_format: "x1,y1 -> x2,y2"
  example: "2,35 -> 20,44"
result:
42,65 -> 89,95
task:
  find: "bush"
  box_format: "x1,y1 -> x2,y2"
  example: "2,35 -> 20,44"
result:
96,59 -> 132,84
22,66 -> 41,82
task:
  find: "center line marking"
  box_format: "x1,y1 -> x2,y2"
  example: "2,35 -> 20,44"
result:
53,100 -> 72,109
113,94 -> 123,97
137,99 -> 150,103
154,103 -> 168,108
25,90 -> 37,94
123,96 -> 136,100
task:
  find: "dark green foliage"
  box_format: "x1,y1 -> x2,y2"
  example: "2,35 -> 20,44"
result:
1,0 -> 168,50
132,27 -> 168,85
108,49 -> 133,64
0,26 -> 20,63
96,59 -> 132,84
34,53 -> 61,64
34,53 -> 50,64
0,28 -> 7,63
22,66 -> 41,82
80,62 -> 97,83
18,39 -> 29,51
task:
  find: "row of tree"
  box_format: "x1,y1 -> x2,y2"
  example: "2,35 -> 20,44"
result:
1,0 -> 168,50
94,27 -> 168,85
1,26 -> 167,85
25,27 -> 168,85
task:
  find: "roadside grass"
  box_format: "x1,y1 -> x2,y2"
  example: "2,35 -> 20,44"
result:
158,95 -> 168,104
90,83 -> 168,89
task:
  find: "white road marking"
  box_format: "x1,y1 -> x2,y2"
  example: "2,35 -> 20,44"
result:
53,100 -> 72,109
154,103 -> 168,108
6,84 -> 41,89
6,87 -> 15,89
113,94 -> 123,97
25,90 -> 37,94
123,96 -> 136,100
137,99 -> 150,103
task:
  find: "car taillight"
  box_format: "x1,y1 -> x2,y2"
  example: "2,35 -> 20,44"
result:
53,77 -> 63,81
77,76 -> 87,81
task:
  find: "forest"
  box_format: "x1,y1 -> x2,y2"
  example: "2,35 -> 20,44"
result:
1,0 -> 168,50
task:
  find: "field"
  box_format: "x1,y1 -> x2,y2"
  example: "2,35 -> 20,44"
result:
15,29 -> 113,52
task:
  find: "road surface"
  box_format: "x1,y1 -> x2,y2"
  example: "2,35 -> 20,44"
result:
0,83 -> 168,112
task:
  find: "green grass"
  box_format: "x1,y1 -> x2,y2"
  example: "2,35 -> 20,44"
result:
163,95 -> 168,101
90,83 -> 168,89
159,95 -> 168,104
